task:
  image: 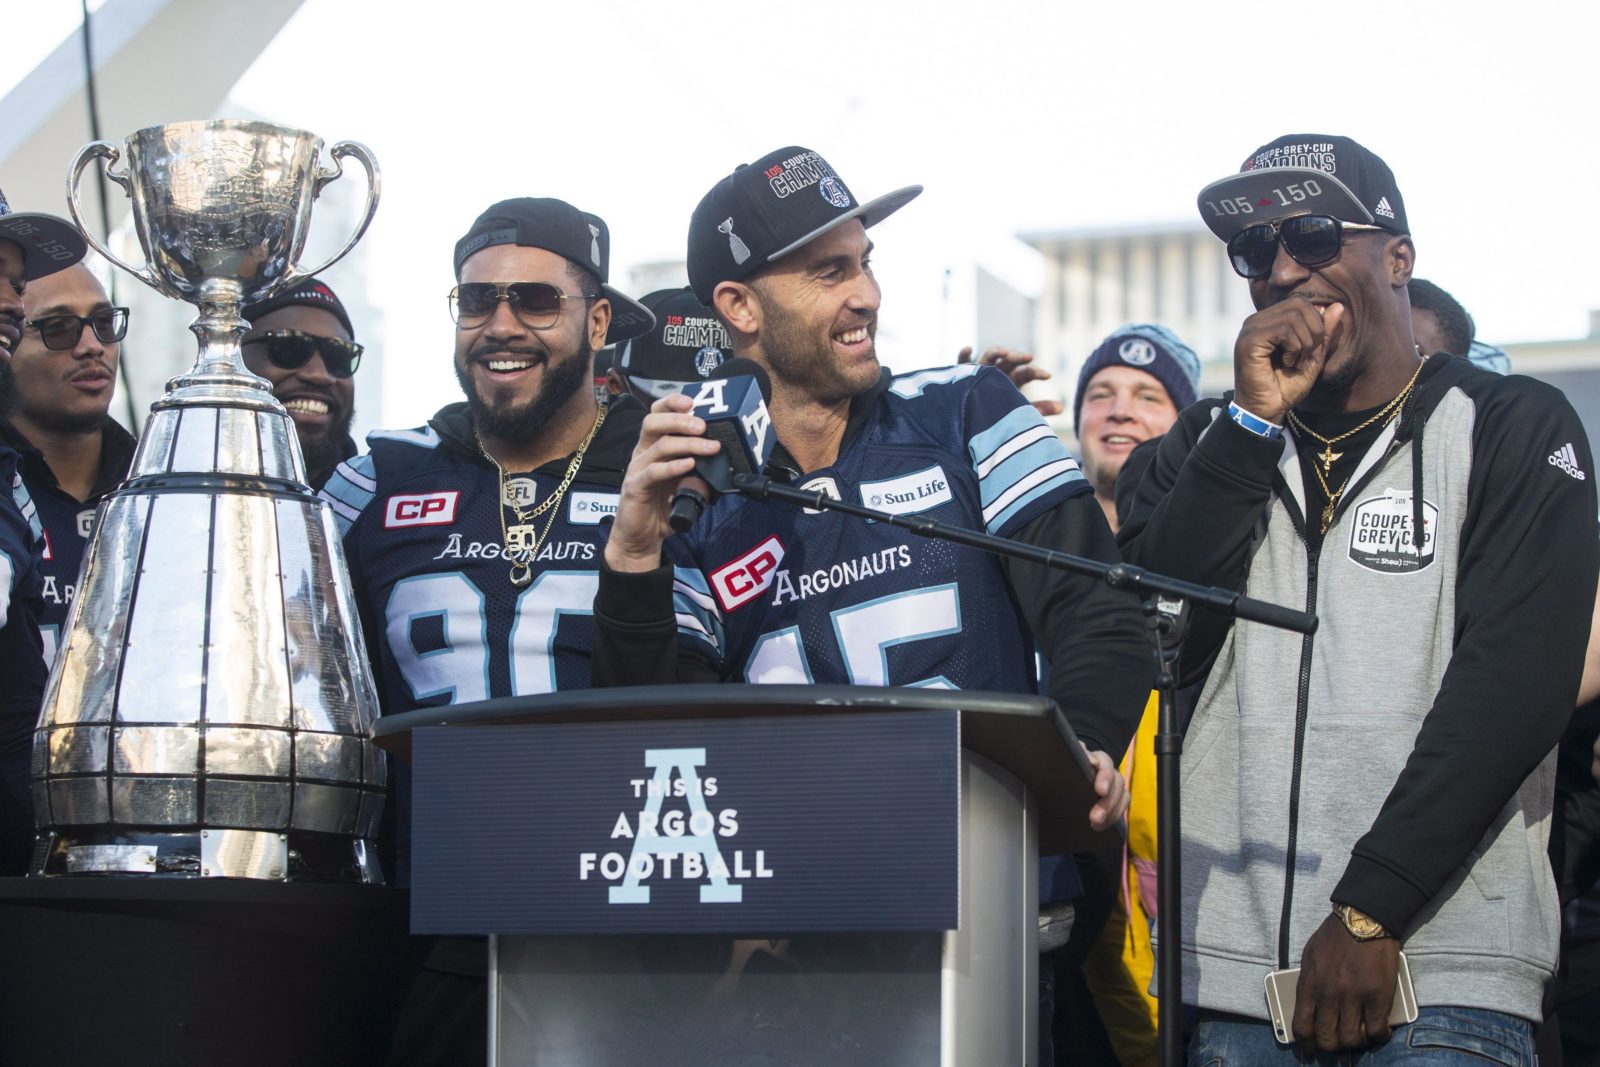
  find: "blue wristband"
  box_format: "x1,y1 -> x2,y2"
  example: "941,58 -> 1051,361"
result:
1227,401 -> 1283,440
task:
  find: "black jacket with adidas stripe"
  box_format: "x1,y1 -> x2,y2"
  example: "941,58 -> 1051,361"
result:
1118,352 -> 1599,1020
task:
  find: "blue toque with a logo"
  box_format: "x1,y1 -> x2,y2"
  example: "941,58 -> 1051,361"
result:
1074,324 -> 1202,435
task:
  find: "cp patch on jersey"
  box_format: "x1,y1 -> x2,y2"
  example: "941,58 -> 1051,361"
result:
709,535 -> 785,612
384,491 -> 460,528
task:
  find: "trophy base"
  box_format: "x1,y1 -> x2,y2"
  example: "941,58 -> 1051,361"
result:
30,828 -> 382,884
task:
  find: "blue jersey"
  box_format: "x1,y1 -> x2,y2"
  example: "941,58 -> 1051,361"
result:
667,365 -> 1091,692
0,419 -> 137,663
320,401 -> 642,716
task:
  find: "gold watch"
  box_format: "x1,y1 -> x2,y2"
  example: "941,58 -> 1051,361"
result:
1334,904 -> 1391,941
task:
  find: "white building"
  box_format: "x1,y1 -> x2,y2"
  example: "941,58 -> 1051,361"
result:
1014,222 -> 1250,416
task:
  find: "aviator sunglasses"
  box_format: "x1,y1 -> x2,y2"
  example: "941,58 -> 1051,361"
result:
1226,215 -> 1389,280
448,282 -> 595,329
24,307 -> 130,350
241,330 -> 364,378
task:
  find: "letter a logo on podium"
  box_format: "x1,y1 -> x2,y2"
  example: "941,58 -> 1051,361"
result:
610,748 -> 744,905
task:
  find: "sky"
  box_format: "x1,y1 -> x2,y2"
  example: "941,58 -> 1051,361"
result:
6,0 -> 1599,431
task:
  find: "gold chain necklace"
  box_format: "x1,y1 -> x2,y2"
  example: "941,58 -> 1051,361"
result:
1286,357 -> 1426,535
476,404 -> 607,587
1285,356 -> 1427,477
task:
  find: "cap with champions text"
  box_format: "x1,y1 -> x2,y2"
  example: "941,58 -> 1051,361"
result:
453,197 -> 654,344
687,146 -> 921,305
615,287 -> 734,400
1196,134 -> 1408,242
0,187 -> 87,281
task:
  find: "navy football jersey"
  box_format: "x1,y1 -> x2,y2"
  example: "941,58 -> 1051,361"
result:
0,419 -> 137,662
667,364 -> 1091,691
319,402 -> 640,715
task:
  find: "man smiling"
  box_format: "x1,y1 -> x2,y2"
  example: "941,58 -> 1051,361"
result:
241,278 -> 362,490
596,146 -> 1149,833
319,197 -> 653,1064
1121,134 -> 1596,1062
1072,324 -> 1199,530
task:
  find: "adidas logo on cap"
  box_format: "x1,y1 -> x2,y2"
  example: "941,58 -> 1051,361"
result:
1549,442 -> 1587,480
1375,196 -> 1396,220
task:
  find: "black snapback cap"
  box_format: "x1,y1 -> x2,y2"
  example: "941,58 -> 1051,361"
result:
243,276 -> 355,337
453,197 -> 655,344
1197,135 -> 1408,242
0,187 -> 87,280
615,287 -> 733,397
686,146 -> 921,305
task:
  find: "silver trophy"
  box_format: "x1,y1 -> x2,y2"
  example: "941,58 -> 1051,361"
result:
30,120 -> 386,881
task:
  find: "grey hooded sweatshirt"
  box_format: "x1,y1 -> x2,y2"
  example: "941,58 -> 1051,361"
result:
1120,355 -> 1598,1021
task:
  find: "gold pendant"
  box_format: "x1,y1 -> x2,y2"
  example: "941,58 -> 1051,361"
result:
1321,498 -> 1336,535
509,561 -> 533,588
1321,446 -> 1341,475
504,523 -> 538,555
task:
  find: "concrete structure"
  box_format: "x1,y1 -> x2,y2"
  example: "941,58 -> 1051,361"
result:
1015,222 -> 1250,420
0,0 -> 405,442
1507,313 -> 1600,455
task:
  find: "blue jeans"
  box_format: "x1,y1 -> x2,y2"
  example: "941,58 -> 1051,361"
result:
1189,1008 -> 1536,1066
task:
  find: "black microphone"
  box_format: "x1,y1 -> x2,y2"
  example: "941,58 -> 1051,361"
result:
667,358 -> 776,532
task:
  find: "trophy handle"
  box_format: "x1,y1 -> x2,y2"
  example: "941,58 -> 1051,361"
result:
66,142 -> 171,297
280,140 -> 381,289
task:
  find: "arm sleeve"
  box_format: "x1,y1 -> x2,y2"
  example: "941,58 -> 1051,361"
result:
1000,497 -> 1153,757
319,452 -> 395,711
318,453 -> 378,539
956,365 -> 1151,755
591,543 -> 723,687
1116,401 -> 1285,684
1333,380 -> 1600,933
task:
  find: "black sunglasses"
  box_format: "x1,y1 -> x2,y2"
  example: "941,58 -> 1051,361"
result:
448,282 -> 594,329
24,307 -> 129,350
241,329 -> 363,378
1226,215 -> 1389,279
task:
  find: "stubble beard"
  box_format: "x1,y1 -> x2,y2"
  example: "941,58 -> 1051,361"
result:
758,296 -> 878,405
0,359 -> 106,435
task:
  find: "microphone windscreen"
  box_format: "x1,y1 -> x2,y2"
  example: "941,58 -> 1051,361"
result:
710,356 -> 772,403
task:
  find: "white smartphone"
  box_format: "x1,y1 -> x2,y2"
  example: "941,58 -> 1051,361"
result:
1264,951 -> 1419,1045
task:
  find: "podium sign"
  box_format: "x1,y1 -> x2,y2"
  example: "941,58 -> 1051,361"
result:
411,710 -> 958,935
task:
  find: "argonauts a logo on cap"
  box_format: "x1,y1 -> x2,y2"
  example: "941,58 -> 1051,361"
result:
1119,339 -> 1157,366
818,176 -> 852,209
695,347 -> 724,378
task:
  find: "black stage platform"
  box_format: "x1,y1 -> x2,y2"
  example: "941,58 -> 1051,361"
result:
0,879 -> 424,1066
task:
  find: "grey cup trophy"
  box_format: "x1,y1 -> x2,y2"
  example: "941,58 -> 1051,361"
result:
30,120 -> 386,882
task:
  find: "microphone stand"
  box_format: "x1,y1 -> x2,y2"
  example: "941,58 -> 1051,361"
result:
731,474 -> 1316,634
1147,592 -> 1189,1067
731,473 -> 1315,1067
